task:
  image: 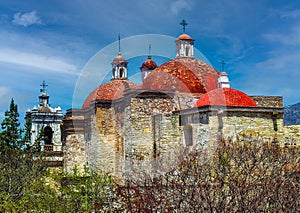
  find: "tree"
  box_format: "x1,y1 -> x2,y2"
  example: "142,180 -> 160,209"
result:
0,99 -> 46,210
22,116 -> 32,148
0,98 -> 23,150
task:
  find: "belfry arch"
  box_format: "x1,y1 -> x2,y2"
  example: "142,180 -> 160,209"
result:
44,126 -> 53,145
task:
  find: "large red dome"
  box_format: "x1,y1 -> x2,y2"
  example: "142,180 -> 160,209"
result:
195,88 -> 257,107
82,79 -> 139,109
142,57 -> 219,93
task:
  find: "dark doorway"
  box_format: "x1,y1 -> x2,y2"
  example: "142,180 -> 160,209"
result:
44,126 -> 53,144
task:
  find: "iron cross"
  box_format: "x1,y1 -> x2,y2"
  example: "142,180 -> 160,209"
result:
180,20 -> 188,33
221,60 -> 226,72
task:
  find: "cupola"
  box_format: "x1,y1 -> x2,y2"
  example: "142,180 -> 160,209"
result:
111,35 -> 128,79
176,20 -> 194,58
39,80 -> 50,108
140,45 -> 157,81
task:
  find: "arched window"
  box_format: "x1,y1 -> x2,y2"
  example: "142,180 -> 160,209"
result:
44,126 -> 53,145
119,67 -> 124,78
186,46 -> 190,56
183,124 -> 193,146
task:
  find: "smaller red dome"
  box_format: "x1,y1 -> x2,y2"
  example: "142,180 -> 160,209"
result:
140,57 -> 157,70
219,71 -> 228,76
195,88 -> 257,107
112,54 -> 127,65
82,79 -> 139,109
178,33 -> 193,40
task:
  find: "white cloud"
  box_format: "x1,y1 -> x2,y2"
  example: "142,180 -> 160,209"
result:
170,0 -> 192,15
13,11 -> 42,27
0,48 -> 78,75
280,9 -> 300,19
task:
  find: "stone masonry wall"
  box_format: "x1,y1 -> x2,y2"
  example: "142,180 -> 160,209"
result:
124,96 -> 182,174
86,107 -> 124,176
64,133 -> 86,173
283,125 -> 300,145
220,112 -> 284,143
251,96 -> 283,108
181,109 -> 284,147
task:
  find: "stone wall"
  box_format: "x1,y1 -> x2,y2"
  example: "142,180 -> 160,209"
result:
63,110 -> 86,172
180,107 -> 285,145
86,106 -> 124,176
251,96 -> 283,108
124,95 -> 183,174
64,133 -> 86,172
220,111 -> 284,143
283,125 -> 300,145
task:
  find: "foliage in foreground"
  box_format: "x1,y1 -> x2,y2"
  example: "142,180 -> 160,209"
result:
118,140 -> 300,212
0,99 -> 299,212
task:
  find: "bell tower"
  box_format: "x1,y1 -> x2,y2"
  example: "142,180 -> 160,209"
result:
26,81 -> 63,167
176,20 -> 195,58
111,35 -> 128,79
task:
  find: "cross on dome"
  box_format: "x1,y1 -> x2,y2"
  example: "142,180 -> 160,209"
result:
221,60 -> 226,72
180,19 -> 188,33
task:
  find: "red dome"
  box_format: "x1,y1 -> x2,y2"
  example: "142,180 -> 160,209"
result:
142,57 -> 219,93
195,88 -> 257,107
178,33 -> 193,40
112,54 -> 127,65
82,79 -> 139,109
140,58 -> 157,70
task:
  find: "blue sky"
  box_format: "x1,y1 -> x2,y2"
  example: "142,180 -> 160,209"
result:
1,0 -> 300,124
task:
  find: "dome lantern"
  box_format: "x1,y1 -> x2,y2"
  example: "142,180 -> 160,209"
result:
111,35 -> 128,79
176,20 -> 194,58
140,44 -> 158,81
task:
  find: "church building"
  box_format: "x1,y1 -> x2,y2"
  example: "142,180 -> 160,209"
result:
62,22 -> 286,176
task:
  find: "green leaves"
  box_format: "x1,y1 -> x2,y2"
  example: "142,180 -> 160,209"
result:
0,98 -> 23,150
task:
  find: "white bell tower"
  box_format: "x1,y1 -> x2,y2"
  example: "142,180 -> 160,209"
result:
176,20 -> 195,58
25,81 -> 63,167
111,35 -> 128,79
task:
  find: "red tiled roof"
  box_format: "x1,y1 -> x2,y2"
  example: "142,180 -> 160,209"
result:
195,88 -> 257,107
178,33 -> 193,40
82,79 -> 139,109
141,57 -> 219,93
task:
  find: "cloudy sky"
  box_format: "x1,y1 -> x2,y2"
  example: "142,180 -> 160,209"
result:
1,0 -> 300,124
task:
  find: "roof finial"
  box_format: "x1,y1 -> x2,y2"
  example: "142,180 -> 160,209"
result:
118,33 -> 121,55
40,80 -> 48,93
220,60 -> 226,72
148,44 -> 152,59
180,19 -> 188,33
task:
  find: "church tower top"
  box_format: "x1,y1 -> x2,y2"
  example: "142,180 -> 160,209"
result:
39,80 -> 50,108
176,20 -> 195,58
111,34 -> 128,79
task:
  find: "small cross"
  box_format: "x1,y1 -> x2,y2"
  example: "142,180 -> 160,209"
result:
180,19 -> 188,33
40,80 -> 48,93
221,60 -> 226,72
